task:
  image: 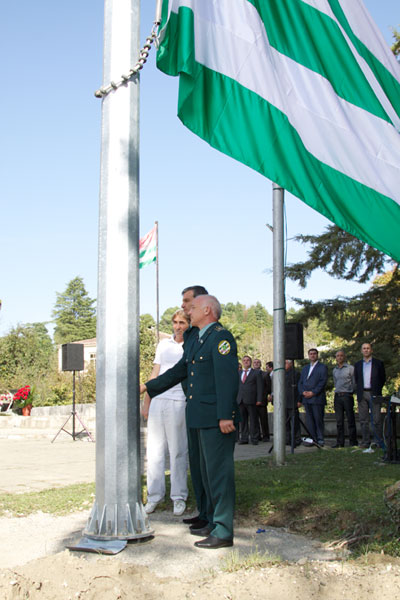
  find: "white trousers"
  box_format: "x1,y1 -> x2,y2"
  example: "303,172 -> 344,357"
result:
146,397 -> 188,503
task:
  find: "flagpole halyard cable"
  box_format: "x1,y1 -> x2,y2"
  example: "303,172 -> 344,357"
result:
94,21 -> 160,98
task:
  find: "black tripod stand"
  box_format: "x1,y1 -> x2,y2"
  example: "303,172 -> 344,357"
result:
52,371 -> 94,443
286,365 -> 301,454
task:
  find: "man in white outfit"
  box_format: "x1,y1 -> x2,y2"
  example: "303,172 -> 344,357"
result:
142,309 -> 189,516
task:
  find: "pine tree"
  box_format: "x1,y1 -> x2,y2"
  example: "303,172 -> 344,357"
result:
285,225 -> 391,287
286,221 -> 399,389
52,277 -> 96,344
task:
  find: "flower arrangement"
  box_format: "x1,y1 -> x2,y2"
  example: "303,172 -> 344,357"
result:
13,385 -> 37,409
0,392 -> 13,409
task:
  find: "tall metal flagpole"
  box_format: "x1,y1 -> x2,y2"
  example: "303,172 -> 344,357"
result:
84,0 -> 152,540
272,183 -> 286,466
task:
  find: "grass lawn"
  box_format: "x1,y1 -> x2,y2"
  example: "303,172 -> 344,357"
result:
0,447 -> 399,556
234,447 -> 400,556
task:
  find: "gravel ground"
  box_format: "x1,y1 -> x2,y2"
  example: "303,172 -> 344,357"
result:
1,509 -> 400,599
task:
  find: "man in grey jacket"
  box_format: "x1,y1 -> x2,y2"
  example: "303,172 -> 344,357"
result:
332,350 -> 358,448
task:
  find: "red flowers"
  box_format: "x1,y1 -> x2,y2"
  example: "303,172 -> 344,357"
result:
13,385 -> 33,407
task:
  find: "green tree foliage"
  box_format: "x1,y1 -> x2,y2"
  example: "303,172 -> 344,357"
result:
159,306 -> 180,334
52,277 -> 96,344
36,367 -> 97,407
154,301 -> 274,362
288,222 -> 400,390
140,313 -> 157,382
0,318 -> 98,406
220,302 -> 273,359
292,270 -> 400,388
0,322 -> 55,390
287,308 -> 336,352
78,363 -> 97,404
285,225 -> 391,287
392,28 -> 400,58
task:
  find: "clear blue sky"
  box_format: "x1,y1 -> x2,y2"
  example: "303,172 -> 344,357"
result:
0,1 -> 398,337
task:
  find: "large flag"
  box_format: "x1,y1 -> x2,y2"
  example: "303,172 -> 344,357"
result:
139,225 -> 157,269
157,0 -> 400,262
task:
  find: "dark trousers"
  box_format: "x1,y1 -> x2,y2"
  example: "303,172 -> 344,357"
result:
198,427 -> 236,540
334,393 -> 357,446
256,404 -> 270,440
187,426 -> 209,521
358,391 -> 382,444
304,403 -> 325,443
238,403 -> 260,443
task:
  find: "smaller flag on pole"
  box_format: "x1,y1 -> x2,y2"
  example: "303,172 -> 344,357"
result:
139,225 -> 157,269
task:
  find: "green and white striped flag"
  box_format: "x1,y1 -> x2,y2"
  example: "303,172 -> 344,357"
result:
139,225 -> 157,269
157,0 -> 400,262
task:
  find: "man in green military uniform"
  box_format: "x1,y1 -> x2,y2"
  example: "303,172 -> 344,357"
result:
140,294 -> 239,549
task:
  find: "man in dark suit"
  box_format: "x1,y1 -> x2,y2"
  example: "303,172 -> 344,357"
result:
298,348 -> 328,446
237,355 -> 263,445
140,295 -> 239,549
354,342 -> 386,448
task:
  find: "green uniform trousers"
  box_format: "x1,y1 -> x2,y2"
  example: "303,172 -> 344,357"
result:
187,425 -> 210,522
194,427 -> 236,540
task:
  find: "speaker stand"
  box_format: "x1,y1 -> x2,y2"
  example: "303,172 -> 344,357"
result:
52,371 -> 95,443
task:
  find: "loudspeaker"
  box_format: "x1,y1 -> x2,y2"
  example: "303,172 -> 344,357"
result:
62,343 -> 84,371
285,323 -> 304,359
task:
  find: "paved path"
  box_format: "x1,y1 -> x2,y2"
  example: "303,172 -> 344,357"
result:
0,439 -> 96,494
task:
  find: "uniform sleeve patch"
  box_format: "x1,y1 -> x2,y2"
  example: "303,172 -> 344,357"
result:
218,340 -> 231,355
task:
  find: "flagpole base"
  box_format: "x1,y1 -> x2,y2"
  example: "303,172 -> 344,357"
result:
83,501 -> 154,540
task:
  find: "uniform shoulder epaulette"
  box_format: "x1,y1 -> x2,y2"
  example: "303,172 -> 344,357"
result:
214,325 -> 224,332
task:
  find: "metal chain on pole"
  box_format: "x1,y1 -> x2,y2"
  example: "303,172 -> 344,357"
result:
94,21 -> 160,98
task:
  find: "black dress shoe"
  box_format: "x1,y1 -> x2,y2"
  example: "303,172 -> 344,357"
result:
183,514 -> 202,525
194,535 -> 233,549
331,443 -> 344,448
238,441 -> 248,445
190,525 -> 212,537
188,519 -> 208,529
251,441 -> 259,445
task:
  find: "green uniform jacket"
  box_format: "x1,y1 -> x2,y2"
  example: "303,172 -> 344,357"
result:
146,322 -> 239,429
180,325 -> 199,397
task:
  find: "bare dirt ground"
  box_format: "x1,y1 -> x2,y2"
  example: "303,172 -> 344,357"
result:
1,510 -> 400,599
3,552 -> 400,600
